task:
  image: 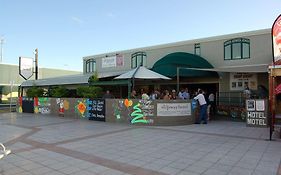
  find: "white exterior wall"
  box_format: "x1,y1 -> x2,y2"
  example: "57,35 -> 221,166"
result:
83,29 -> 272,75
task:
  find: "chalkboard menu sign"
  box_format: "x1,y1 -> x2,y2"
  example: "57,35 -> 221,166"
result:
88,99 -> 105,121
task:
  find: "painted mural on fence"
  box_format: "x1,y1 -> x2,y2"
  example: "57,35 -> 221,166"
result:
87,99 -> 105,121
34,97 -> 39,114
40,98 -> 51,114
56,98 -> 70,116
18,97 -> 23,113
75,99 -> 88,118
113,99 -> 154,124
73,99 -> 106,120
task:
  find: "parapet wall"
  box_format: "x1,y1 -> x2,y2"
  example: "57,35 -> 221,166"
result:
18,97 -> 195,126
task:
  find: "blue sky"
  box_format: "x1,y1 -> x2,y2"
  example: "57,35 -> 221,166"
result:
0,0 -> 280,71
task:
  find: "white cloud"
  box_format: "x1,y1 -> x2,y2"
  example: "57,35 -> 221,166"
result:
71,16 -> 84,24
106,12 -> 115,18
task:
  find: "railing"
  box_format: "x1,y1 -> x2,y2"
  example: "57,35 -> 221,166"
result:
217,91 -> 244,107
0,103 -> 17,112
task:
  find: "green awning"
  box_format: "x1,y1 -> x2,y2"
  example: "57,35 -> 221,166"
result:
152,52 -> 218,77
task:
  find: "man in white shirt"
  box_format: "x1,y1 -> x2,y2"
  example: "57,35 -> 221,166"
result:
141,90 -> 150,100
194,89 -> 208,124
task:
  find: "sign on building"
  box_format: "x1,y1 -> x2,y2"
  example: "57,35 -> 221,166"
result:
157,103 -> 191,116
246,99 -> 268,127
19,57 -> 33,80
272,14 -> 281,65
230,73 -> 257,91
102,55 -> 124,68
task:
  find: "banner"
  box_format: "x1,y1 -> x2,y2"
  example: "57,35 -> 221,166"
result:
102,54 -> 124,68
272,14 -> 281,65
157,103 -> 191,116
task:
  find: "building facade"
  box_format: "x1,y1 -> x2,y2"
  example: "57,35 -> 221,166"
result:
0,63 -> 80,102
22,28 -> 272,101
83,29 -> 271,96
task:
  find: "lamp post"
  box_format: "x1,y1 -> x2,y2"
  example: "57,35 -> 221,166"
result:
0,36 -> 4,63
9,80 -> 14,112
177,67 -> 180,93
177,67 -> 185,93
34,48 -> 38,80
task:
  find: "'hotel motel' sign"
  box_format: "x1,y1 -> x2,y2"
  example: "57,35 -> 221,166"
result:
246,99 -> 268,127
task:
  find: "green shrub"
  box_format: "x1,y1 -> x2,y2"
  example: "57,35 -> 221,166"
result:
49,86 -> 69,97
77,86 -> 102,98
88,71 -> 99,83
26,86 -> 45,97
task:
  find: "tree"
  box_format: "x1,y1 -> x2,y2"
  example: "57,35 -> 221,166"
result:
88,71 -> 99,84
77,86 -> 102,98
49,86 -> 69,97
26,86 -> 44,97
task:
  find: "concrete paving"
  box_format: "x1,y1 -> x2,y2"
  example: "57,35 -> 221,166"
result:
0,112 -> 280,175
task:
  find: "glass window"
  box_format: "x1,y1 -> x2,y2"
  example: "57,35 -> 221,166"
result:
85,59 -> 96,73
242,43 -> 250,58
224,38 -> 250,60
194,43 -> 201,55
131,57 -> 136,68
131,52 -> 147,68
224,45 -> 231,60
232,43 -> 241,59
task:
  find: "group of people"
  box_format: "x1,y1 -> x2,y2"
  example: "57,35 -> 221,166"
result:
130,88 -> 215,124
130,88 -> 191,100
103,88 -> 215,125
243,85 -> 268,99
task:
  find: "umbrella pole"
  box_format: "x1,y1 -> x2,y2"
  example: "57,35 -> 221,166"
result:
132,78 -> 135,91
131,66 -> 140,92
177,67 -> 180,93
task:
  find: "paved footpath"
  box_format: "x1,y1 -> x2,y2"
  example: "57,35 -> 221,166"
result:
0,113 -> 281,175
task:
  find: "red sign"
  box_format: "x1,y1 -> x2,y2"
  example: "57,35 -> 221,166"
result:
272,14 -> 281,65
275,83 -> 281,95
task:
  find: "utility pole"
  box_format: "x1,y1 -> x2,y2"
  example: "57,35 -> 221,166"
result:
35,48 -> 38,80
0,36 -> 4,63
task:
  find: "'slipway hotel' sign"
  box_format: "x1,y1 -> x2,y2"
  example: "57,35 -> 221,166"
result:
246,99 -> 268,127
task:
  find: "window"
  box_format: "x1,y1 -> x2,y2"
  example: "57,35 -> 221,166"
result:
85,59 -> 96,73
194,43 -> 201,55
131,52 -> 147,68
224,38 -> 250,60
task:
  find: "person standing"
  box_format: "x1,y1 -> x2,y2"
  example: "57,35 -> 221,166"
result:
194,89 -> 208,124
102,90 -> 114,99
178,88 -> 185,99
141,89 -> 150,100
163,90 -> 171,100
130,90 -> 137,99
208,92 -> 215,117
171,89 -> 178,99
182,88 -> 190,99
